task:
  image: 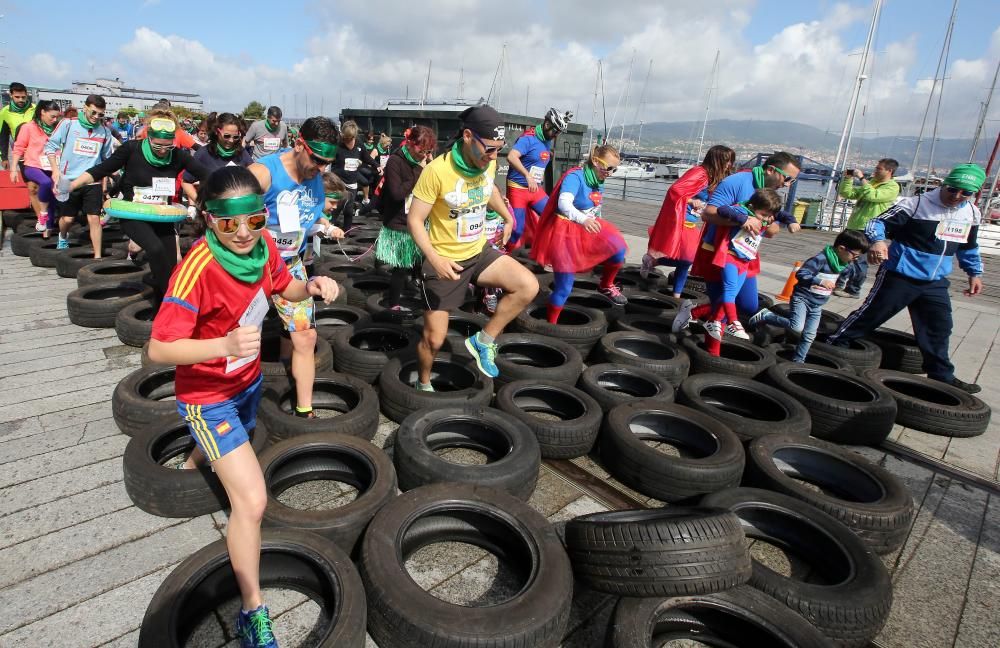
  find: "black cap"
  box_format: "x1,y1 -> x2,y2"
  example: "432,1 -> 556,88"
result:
459,105 -> 505,142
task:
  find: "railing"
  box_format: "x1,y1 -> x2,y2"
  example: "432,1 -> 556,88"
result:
603,177 -> 670,205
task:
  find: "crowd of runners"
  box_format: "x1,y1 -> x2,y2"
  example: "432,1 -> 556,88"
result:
0,81 -> 990,647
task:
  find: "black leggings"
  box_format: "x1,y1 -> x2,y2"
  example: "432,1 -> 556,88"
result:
120,219 -> 178,304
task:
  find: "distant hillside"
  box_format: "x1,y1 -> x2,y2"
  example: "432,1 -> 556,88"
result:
611,119 -> 988,169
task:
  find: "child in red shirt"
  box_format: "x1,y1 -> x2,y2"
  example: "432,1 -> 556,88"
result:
148,166 -> 339,648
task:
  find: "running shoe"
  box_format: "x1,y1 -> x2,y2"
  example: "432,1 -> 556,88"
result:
236,605 -> 278,648
294,409 -> 316,419
599,285 -> 628,306
56,237 -> 69,250
672,299 -> 695,333
748,308 -> 772,329
704,320 -> 724,341
464,333 -> 499,378
35,218 -> 47,232
833,289 -> 860,299
639,253 -> 655,279
947,377 -> 982,394
725,321 -> 750,340
388,304 -> 412,312
483,292 -> 498,314
414,381 -> 435,392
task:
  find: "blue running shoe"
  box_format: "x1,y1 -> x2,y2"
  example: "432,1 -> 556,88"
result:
464,332 -> 499,378
237,605 -> 278,648
56,237 -> 69,250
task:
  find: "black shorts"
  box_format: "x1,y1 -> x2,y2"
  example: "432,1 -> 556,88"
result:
58,184 -> 102,218
421,246 -> 504,312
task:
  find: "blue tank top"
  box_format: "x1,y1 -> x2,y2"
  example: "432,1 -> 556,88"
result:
260,150 -> 325,259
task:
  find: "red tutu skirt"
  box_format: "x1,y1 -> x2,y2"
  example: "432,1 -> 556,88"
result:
531,216 -> 627,274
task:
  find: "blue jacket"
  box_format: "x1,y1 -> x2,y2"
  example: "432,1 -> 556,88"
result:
793,249 -> 850,304
865,188 -> 983,281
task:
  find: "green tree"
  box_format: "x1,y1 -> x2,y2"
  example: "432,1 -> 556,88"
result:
242,101 -> 266,120
172,106 -> 207,121
116,106 -> 139,118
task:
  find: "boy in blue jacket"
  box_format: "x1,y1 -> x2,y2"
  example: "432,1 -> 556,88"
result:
750,230 -> 869,362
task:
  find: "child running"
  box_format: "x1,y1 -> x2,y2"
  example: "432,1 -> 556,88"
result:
147,166 -> 339,648
750,230 -> 869,362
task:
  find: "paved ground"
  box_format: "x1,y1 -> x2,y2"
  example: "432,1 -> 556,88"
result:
0,217 -> 997,647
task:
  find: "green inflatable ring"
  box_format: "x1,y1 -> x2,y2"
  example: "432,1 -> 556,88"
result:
105,199 -> 187,223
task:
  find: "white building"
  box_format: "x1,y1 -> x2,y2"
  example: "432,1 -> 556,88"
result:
2,78 -> 204,114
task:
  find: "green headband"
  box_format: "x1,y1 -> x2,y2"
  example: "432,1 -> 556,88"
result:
301,138 -> 338,160
943,163 -> 986,193
148,117 -> 176,140
325,192 -> 343,200
204,194 -> 266,216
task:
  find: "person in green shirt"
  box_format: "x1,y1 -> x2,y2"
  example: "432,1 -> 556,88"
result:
834,158 -> 900,297
0,82 -> 36,167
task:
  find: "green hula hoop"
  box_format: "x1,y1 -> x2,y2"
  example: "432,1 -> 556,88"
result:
105,199 -> 187,223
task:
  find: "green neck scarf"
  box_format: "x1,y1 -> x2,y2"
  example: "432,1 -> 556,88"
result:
215,142 -> 237,158
38,120 -> 55,136
141,138 -> 173,168
205,229 -> 269,283
363,142 -> 375,151
824,245 -> 848,273
401,144 -> 421,167
583,163 -> 603,189
751,165 -> 766,190
376,142 -> 388,155
449,141 -> 485,178
78,112 -> 98,130
9,100 -> 31,114
535,123 -> 549,142
264,119 -> 277,133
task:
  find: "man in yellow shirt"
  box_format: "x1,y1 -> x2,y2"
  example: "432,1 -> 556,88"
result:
0,82 -> 36,168
409,105 -> 539,386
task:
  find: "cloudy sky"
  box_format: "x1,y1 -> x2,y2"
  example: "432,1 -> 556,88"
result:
4,0 -> 998,138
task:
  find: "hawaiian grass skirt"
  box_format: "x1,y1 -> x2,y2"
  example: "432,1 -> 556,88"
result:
375,226 -> 422,268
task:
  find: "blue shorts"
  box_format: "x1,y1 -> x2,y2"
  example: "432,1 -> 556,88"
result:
176,376 -> 263,461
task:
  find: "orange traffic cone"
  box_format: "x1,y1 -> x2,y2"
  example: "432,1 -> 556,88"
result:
774,261 -> 802,302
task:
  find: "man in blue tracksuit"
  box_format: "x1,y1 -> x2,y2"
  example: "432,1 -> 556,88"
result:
827,164 -> 987,393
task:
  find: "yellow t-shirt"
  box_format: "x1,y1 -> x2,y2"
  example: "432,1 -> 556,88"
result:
412,152 -> 496,262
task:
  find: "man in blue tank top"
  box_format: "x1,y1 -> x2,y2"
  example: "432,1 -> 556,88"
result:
249,116 -> 341,419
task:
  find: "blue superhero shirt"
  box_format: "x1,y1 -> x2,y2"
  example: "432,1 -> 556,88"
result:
506,126 -> 553,187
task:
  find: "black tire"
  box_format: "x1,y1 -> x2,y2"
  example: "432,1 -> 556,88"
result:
611,313 -> 677,341
863,368 -> 991,437
331,323 -> 419,383
511,301 -> 608,356
9,230 -> 46,257
701,487 -> 893,647
565,508 -> 751,596
564,290 -> 625,324
600,400 -> 745,501
378,353 -> 494,423
123,419 -> 271,517
745,433 -> 915,554
590,331 -> 690,387
577,363 -> 675,412
365,291 -> 425,324
609,585 -> 835,648
314,303 -> 371,343
666,271 -> 707,294
394,407 -> 541,500
766,342 -> 856,373
29,239 -> 87,267
494,379 -> 602,459
55,247 -> 125,278
678,373 -> 812,442
139,528 -> 365,647
545,273 -> 602,293
258,432 -> 397,553
360,483 -> 572,648
493,333 -> 583,387
66,280 -> 154,328
257,372 -> 380,442
257,330 -> 334,377
314,259 -> 374,281
623,290 -> 681,318
114,300 -> 157,348
343,275 -> 392,307
656,285 -> 710,305
763,362 -> 898,445
414,311 -> 490,357
868,327 -> 924,374
681,335 -> 776,378
811,338 -> 882,373
112,365 -> 182,436
76,259 -> 150,287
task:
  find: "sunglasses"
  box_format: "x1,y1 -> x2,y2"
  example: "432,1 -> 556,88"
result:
769,165 -> 796,185
593,158 -> 618,174
471,132 -> 502,155
219,133 -> 241,142
944,186 -> 974,197
88,109 -> 106,119
210,211 -> 268,234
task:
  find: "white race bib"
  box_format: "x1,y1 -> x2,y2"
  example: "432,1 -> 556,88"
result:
529,165 -> 545,183
935,220 -> 971,244
379,154 -> 389,168
483,217 -> 501,239
226,288 -> 269,374
38,155 -> 52,171
151,177 -> 175,196
261,137 -> 280,153
810,272 -> 839,296
277,202 -> 301,233
456,205 -> 486,242
132,187 -> 167,205
730,228 -> 762,260
404,194 -> 413,215
344,158 -> 361,172
269,228 -> 303,256
72,138 -> 101,157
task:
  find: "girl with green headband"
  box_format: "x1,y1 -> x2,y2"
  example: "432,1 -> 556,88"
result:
147,166 -> 339,648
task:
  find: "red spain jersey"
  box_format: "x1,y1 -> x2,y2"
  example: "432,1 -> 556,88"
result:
151,233 -> 293,404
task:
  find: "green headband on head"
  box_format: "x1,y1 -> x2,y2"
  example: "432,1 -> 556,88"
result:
301,138 -> 338,160
204,194 -> 265,216
147,117 -> 176,140
325,192 -> 343,200
943,163 -> 986,193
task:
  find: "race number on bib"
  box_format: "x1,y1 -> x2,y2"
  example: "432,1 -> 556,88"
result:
529,165 -> 545,183
810,272 -> 839,296
225,288 -> 269,374
483,217 -> 501,239
344,158 -> 361,172
133,187 -> 167,205
456,206 -> 486,242
151,177 -> 175,196
935,220 -> 971,244
269,228 -> 303,255
730,228 -> 762,260
38,155 -> 52,171
261,137 -> 280,153
72,138 -> 101,157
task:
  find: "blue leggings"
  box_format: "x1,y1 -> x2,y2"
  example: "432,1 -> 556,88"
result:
550,249 -> 626,307
654,257 -> 692,293
705,275 -> 759,315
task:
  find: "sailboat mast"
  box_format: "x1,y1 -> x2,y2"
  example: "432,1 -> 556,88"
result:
588,60 -> 601,153
617,52 -> 636,149
969,56 -> 999,161
924,4 -> 958,184
696,50 -> 720,163
420,60 -> 432,108
822,0 -> 883,218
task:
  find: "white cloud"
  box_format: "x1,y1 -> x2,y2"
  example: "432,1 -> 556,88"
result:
26,53 -> 70,84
